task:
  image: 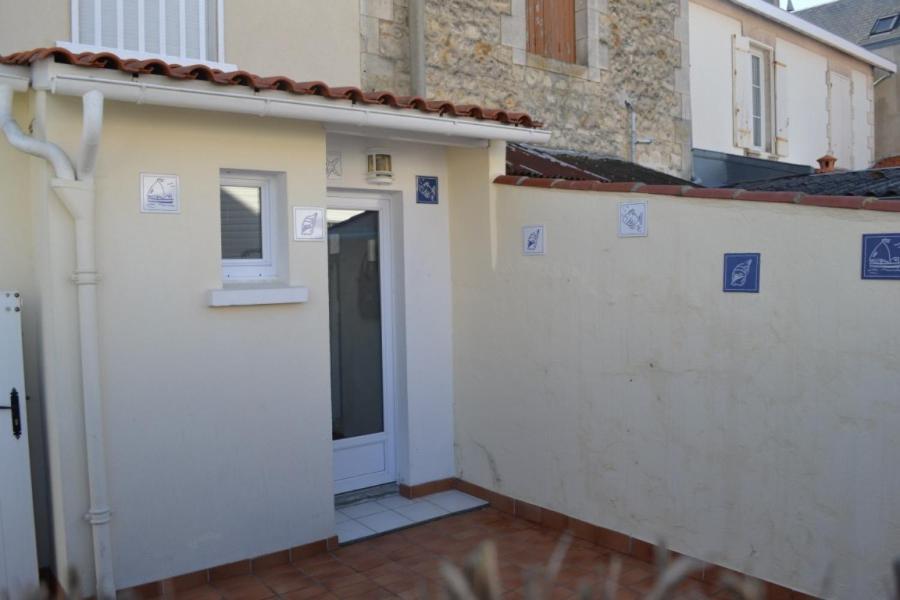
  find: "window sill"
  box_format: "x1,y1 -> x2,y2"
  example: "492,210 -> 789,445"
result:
207,284 -> 309,307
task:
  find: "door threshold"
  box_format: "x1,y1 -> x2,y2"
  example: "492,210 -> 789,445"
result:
335,482 -> 399,507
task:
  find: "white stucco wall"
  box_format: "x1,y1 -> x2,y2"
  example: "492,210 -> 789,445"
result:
689,0 -> 874,169
450,183 -> 900,599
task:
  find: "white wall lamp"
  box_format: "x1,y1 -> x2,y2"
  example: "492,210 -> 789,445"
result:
366,147 -> 393,184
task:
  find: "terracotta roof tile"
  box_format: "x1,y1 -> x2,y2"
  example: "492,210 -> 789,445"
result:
0,47 -> 543,129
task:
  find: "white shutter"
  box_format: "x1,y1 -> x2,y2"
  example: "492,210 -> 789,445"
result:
732,35 -> 754,150
774,56 -> 790,157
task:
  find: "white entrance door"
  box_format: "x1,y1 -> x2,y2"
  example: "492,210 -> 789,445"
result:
0,292 -> 39,599
327,197 -> 397,494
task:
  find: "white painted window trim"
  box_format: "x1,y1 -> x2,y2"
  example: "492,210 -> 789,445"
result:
60,0 -> 236,70
220,172 -> 278,282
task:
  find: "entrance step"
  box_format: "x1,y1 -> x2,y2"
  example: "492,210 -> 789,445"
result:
335,490 -> 488,544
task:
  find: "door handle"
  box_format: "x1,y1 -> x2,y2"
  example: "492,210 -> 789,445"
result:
0,388 -> 22,439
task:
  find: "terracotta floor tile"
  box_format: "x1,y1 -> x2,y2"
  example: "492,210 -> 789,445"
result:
211,577 -> 275,600
278,585 -> 333,599
318,572 -> 371,591
257,569 -> 317,595
328,580 -> 386,598
154,584 -> 224,600
298,563 -> 357,579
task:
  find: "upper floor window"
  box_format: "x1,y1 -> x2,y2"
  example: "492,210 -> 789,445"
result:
61,0 -> 233,69
732,36 -> 788,158
527,0 -> 576,63
749,48 -> 771,152
871,14 -> 899,36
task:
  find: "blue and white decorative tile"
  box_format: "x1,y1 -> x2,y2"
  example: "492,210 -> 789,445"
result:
416,175 -> 439,204
862,234 -> 900,280
522,225 -> 545,255
723,253 -> 760,293
618,201 -> 647,237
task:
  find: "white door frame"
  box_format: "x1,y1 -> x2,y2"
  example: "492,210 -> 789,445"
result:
327,193 -> 398,494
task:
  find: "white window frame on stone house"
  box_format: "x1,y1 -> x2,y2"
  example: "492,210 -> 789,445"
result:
59,0 -> 235,70
501,0 -> 609,81
733,35 -> 789,158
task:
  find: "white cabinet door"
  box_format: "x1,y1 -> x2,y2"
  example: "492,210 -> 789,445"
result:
0,291 -> 38,599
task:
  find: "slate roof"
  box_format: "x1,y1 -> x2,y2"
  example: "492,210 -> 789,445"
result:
507,143 -> 694,185
735,167 -> 900,197
795,0 -> 900,45
0,47 -> 542,129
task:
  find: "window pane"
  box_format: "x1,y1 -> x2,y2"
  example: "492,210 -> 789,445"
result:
220,185 -> 263,260
328,210 -> 384,440
79,0 -> 96,45
144,0 -> 160,53
872,15 -> 898,35
101,0 -> 118,48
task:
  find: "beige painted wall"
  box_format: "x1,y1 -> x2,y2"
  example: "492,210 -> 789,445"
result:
0,0 -> 69,56
689,0 -> 875,169
224,0 -> 360,85
0,1 -> 360,86
37,96 -> 336,592
450,183 -> 900,599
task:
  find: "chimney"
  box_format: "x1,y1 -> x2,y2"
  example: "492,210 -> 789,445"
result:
816,155 -> 837,173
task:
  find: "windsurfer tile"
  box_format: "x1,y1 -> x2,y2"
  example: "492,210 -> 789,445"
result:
723,253 -> 760,293
862,234 -> 900,280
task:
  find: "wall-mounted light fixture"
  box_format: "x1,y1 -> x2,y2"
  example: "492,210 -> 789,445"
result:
367,148 -> 393,184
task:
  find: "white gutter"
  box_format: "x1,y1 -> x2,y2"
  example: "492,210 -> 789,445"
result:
0,83 -> 116,600
728,0 -> 897,72
32,60 -> 552,145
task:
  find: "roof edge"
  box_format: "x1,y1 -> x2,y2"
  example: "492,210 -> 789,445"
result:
493,175 -> 900,213
727,0 -> 897,72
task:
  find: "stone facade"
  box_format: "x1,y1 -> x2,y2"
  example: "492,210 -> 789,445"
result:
360,0 -> 692,178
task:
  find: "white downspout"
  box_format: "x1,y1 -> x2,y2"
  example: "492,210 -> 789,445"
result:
0,84 -> 115,600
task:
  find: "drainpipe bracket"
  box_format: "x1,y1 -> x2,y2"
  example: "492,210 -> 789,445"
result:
71,270 -> 101,285
84,507 -> 112,525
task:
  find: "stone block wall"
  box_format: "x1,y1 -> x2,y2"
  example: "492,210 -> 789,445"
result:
360,0 -> 692,178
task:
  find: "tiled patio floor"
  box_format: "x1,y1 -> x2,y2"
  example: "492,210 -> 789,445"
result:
336,490 -> 487,542
160,506 -> 730,600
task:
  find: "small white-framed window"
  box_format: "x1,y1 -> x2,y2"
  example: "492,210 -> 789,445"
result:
220,171 -> 280,281
749,46 -> 773,153
60,0 -> 234,69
